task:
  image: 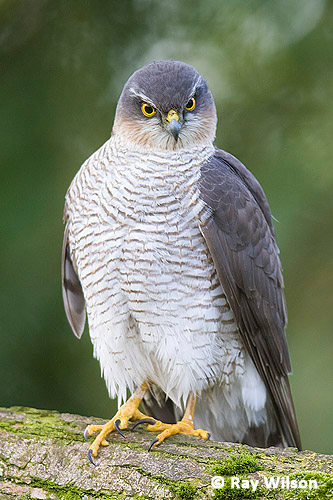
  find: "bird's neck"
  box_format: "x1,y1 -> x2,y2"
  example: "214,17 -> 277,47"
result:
107,134 -> 214,210
109,133 -> 215,172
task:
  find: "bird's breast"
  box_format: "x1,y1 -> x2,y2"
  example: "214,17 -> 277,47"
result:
101,143 -> 217,311
65,138 -> 244,402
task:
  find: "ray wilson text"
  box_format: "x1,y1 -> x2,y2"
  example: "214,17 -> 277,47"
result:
211,475 -> 318,492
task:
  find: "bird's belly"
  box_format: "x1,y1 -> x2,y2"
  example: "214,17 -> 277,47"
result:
120,220 -> 234,338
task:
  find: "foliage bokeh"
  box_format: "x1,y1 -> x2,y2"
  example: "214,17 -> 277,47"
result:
0,0 -> 332,453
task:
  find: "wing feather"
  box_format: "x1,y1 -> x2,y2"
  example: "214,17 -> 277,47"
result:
61,222 -> 86,339
200,148 -> 301,449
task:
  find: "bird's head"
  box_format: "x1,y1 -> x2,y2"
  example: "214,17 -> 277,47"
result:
112,60 -> 217,151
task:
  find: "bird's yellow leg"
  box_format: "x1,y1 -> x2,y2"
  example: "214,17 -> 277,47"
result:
84,382 -> 153,462
142,393 -> 210,450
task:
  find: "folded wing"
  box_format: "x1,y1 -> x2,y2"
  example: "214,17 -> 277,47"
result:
199,148 -> 301,449
62,222 -> 86,339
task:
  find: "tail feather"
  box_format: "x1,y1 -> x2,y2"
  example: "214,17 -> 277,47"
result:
141,387 -> 176,424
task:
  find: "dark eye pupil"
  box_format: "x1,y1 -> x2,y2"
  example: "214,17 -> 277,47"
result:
145,105 -> 153,114
187,99 -> 193,108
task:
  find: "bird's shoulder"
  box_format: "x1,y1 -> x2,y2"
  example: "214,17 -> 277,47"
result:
200,146 -> 275,236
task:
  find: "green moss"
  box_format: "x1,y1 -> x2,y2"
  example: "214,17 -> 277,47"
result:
169,482 -> 197,499
0,406 -> 85,442
212,454 -> 262,476
17,478 -> 142,499
53,491 -> 81,500
211,454 -> 263,500
284,472 -> 333,500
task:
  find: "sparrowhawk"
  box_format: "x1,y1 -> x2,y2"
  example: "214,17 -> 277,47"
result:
62,60 -> 301,462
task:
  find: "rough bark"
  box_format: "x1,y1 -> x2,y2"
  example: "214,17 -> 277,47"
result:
0,406 -> 332,499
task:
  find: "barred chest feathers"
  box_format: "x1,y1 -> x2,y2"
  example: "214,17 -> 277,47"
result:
65,136 -> 246,408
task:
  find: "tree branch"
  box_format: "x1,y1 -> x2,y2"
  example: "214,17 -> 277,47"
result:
0,407 -> 331,499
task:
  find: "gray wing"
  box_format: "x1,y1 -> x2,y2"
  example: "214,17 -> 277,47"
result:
61,222 -> 86,339
200,147 -> 301,449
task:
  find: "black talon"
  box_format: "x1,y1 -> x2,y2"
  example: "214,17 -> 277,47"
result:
114,418 -> 125,438
88,449 -> 96,466
132,418 -> 156,430
148,437 -> 159,452
84,428 -> 89,442
206,432 -> 211,441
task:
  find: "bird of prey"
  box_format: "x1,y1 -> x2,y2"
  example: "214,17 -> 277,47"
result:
62,60 -> 301,462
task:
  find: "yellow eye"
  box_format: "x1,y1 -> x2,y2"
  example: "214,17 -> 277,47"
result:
141,103 -> 156,117
185,97 -> 196,111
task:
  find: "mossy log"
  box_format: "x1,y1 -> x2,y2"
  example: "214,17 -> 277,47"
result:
0,407 -> 332,499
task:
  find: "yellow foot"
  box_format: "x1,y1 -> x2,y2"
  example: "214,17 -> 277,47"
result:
84,387 -> 210,461
135,418 -> 210,451
84,383 -> 153,464
135,392 -> 210,451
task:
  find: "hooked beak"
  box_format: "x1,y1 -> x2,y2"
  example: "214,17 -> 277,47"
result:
165,109 -> 182,140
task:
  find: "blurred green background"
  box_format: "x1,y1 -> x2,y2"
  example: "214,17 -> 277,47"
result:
0,0 -> 332,454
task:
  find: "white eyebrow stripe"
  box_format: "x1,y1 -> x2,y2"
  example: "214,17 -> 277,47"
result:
190,76 -> 203,97
128,88 -> 156,107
